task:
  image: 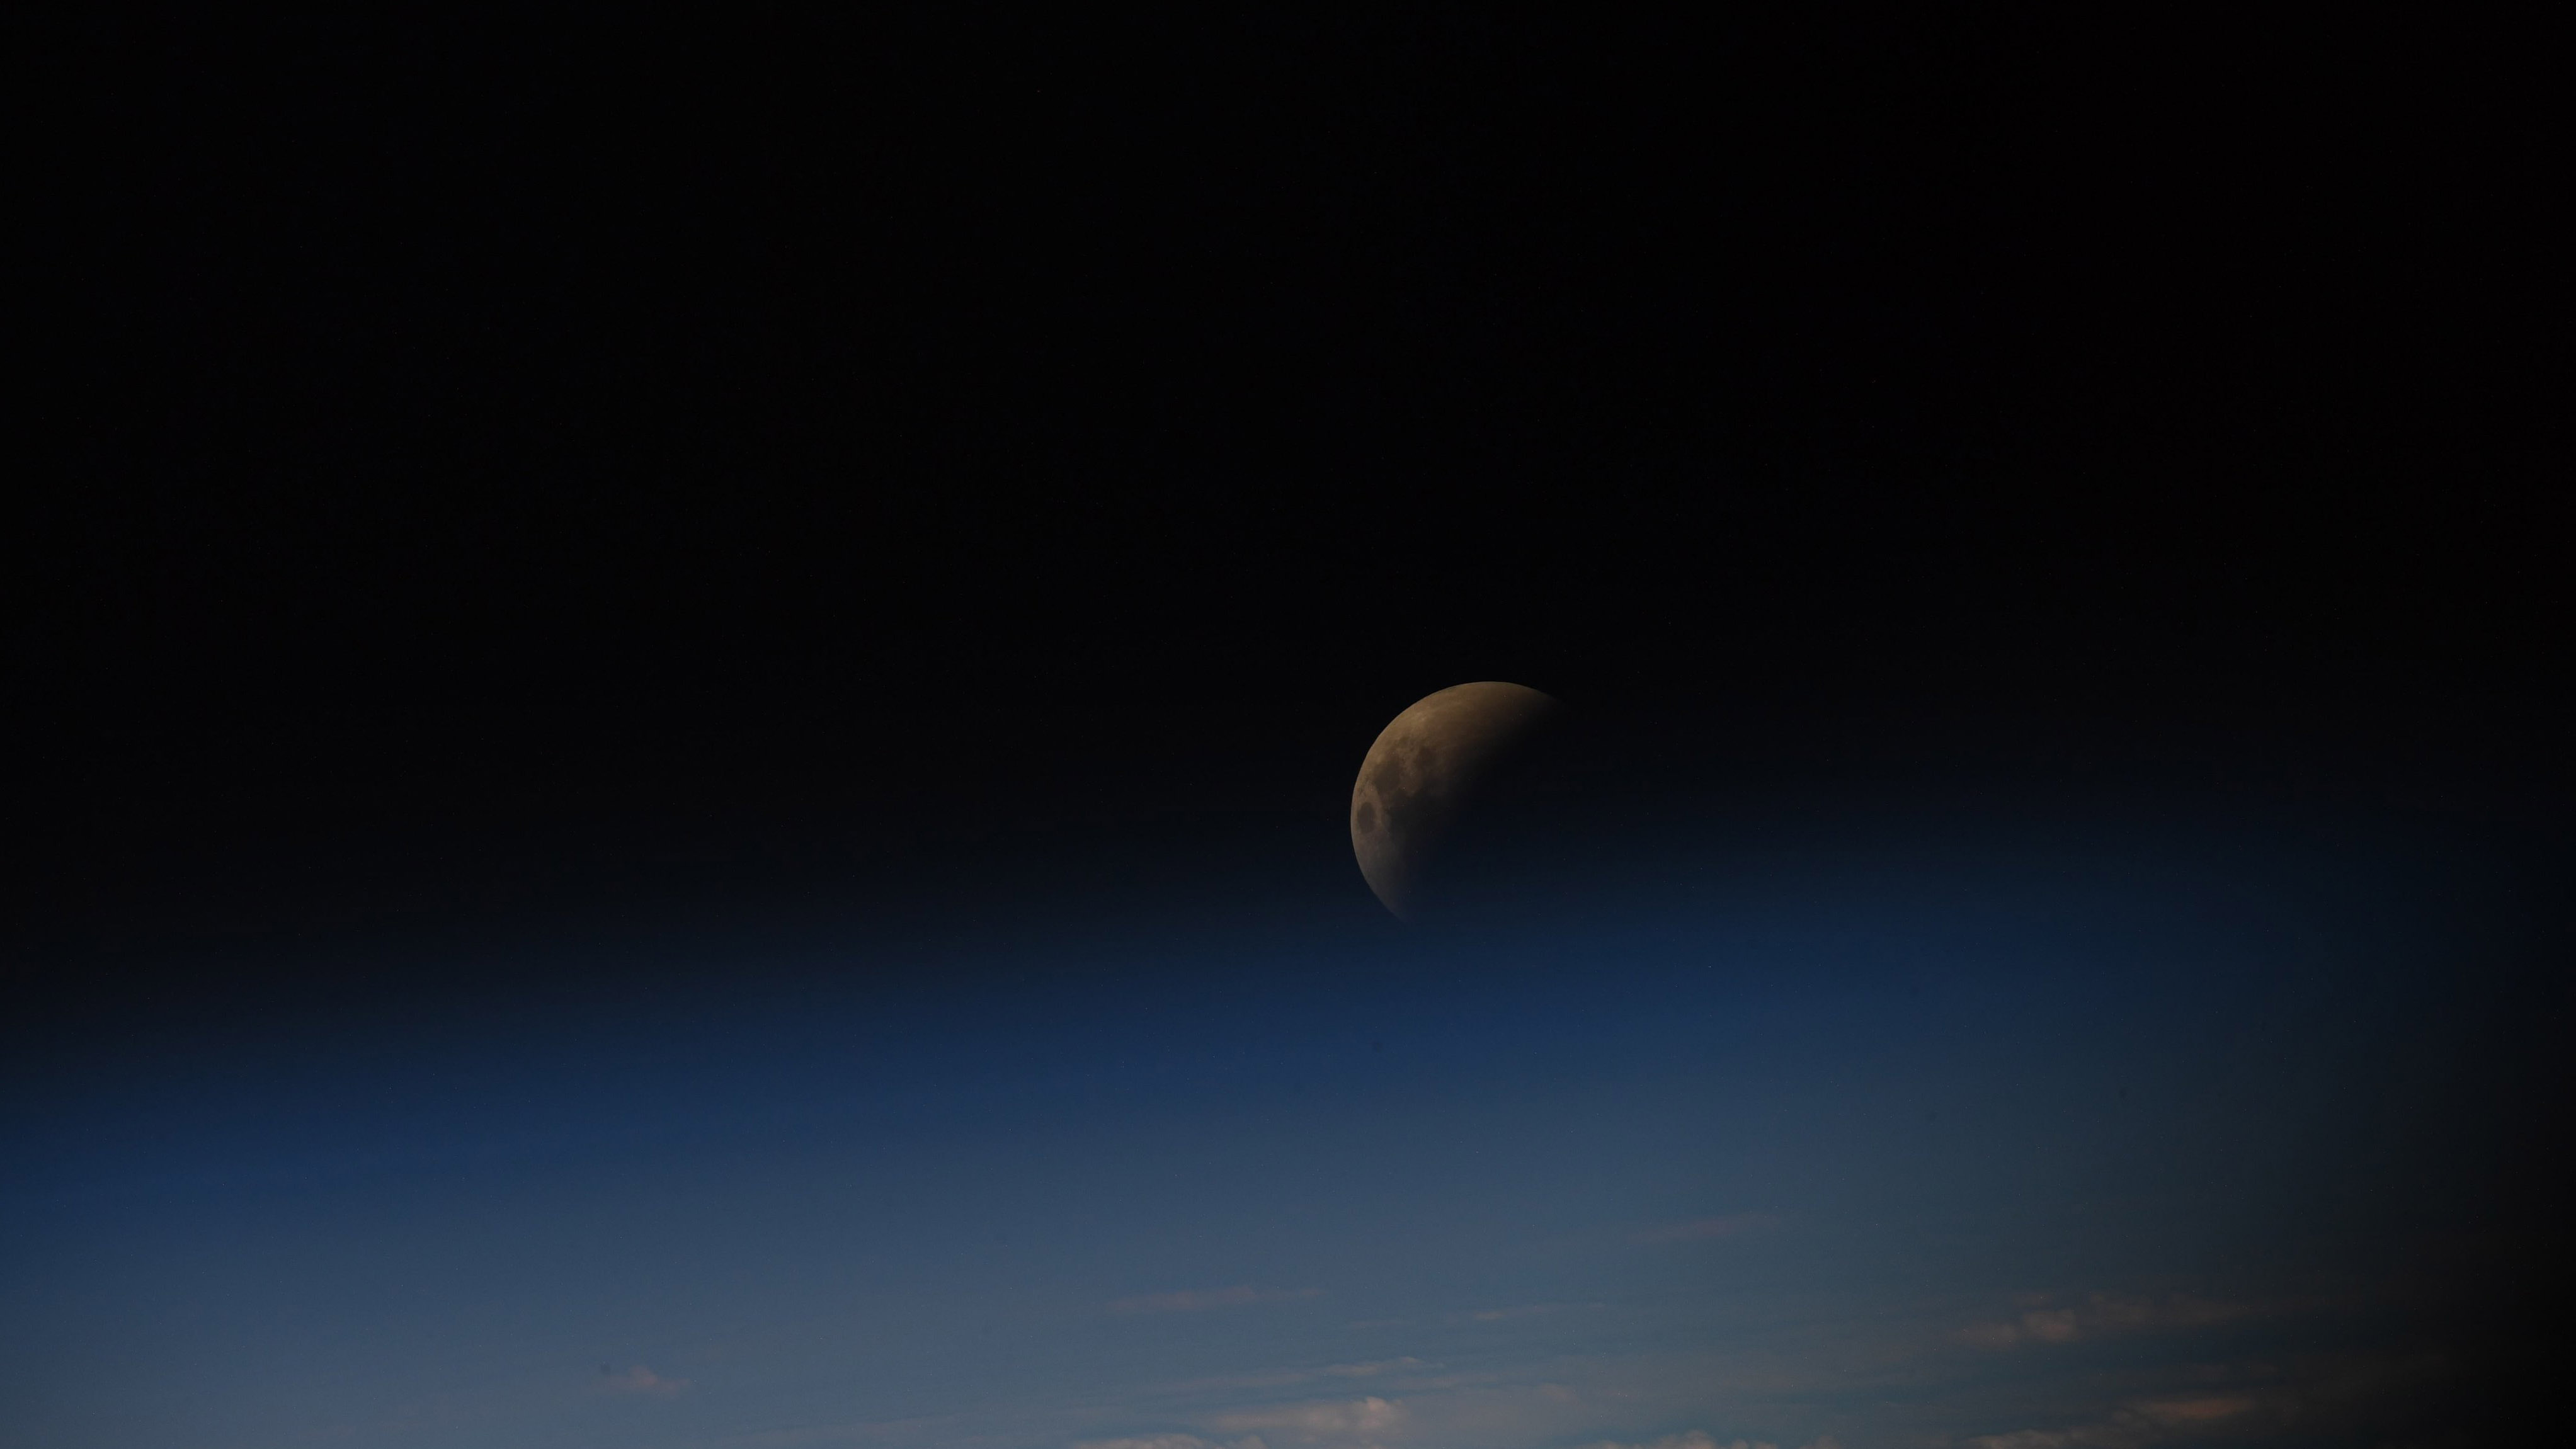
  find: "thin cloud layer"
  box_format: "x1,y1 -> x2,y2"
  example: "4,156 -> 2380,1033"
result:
1205,1395 -> 1408,1443
1956,1293 -> 2260,1350
1149,1358 -> 1432,1398
1963,1393 -> 2265,1448
1577,1436 -> 1843,1449
600,1364 -> 689,1397
1631,1214 -> 1779,1245
1109,1286 -> 1328,1315
1183,1380 -> 1656,1449
1447,1303 -> 1598,1324
680,1280 -> 2468,1449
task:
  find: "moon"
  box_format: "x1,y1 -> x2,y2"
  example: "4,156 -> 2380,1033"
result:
1350,681 -> 1563,919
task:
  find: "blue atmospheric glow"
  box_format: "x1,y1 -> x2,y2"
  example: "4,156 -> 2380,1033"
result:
0,802 -> 2538,1447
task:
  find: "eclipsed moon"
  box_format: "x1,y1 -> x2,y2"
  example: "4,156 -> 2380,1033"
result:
1350,681 -> 1563,919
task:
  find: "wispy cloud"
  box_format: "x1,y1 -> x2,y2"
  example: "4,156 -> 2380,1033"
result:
1075,1438 -> 1272,1449
1962,1393 -> 2264,1448
600,1364 -> 690,1397
1631,1214 -> 1779,1245
1576,1436 -> 1842,1449
1318,1359 -> 1425,1379
1109,1285 -> 1327,1315
1190,1382 -> 1620,1448
1956,1293 -> 2260,1350
1205,1395 -> 1408,1443
1449,1302 -> 1599,1324
1148,1359 -> 1432,1398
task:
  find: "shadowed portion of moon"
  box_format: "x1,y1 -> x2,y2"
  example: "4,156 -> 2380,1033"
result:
1350,682 -> 1563,919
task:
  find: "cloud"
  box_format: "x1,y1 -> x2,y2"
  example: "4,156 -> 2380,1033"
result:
1963,1394 -> 2264,1449
1449,1303 -> 1599,1324
1205,1396 -> 1408,1445
1318,1360 -> 1425,1380
1631,1214 -> 1779,1245
1148,1360 -> 1432,1398
1956,1293 -> 2258,1349
1110,1286 -> 1327,1315
1076,1438 -> 1271,1449
2133,1397 -> 2260,1426
1186,1384 -> 1835,1449
1573,1436 -> 1842,1449
600,1364 -> 690,1397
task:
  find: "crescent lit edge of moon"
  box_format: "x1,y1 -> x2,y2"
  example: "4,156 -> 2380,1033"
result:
1348,681 -> 1563,919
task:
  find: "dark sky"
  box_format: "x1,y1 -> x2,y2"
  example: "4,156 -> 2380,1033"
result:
9,15 -> 2570,1448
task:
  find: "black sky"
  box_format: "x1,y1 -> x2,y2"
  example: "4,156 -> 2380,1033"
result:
14,14 -> 2565,1021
